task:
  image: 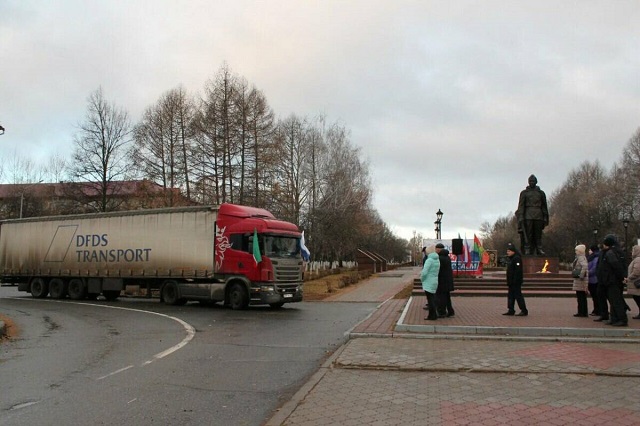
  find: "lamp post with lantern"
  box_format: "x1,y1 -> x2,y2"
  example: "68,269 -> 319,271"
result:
623,218 -> 630,265
434,209 -> 443,240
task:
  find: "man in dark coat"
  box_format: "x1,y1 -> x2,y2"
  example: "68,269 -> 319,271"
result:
503,242 -> 528,316
516,174 -> 549,255
596,234 -> 628,326
435,243 -> 455,317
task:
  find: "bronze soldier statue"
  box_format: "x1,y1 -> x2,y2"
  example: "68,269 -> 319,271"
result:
516,174 -> 549,256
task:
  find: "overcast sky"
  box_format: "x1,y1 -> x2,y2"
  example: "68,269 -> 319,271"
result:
2,1 -> 639,241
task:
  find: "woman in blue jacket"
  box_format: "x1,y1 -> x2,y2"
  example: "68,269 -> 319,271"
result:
421,245 -> 440,320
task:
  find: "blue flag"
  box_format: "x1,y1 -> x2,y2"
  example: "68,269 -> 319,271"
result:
300,231 -> 311,261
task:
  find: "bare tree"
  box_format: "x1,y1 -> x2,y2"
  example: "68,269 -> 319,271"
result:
192,64 -> 239,204
270,114 -> 313,224
312,125 -> 372,262
545,161 -> 610,259
5,150 -> 45,184
246,87 -> 275,207
0,151 -> 47,218
133,86 -> 195,206
232,79 -> 277,207
44,153 -> 69,183
69,87 -> 133,212
620,127 -> 640,237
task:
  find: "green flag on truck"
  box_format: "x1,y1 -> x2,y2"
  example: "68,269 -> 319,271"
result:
252,228 -> 262,264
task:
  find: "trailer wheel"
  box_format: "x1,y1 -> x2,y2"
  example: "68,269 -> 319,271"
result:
30,278 -> 49,298
68,279 -> 87,300
162,281 -> 181,305
103,290 -> 120,301
49,278 -> 67,299
228,283 -> 249,310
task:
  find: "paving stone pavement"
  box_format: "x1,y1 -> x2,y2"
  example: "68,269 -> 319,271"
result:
267,266 -> 640,425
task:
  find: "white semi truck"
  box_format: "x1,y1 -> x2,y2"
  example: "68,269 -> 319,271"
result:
0,204 -> 304,309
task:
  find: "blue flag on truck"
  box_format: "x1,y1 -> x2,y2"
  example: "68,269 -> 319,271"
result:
252,228 -> 262,264
300,231 -> 311,261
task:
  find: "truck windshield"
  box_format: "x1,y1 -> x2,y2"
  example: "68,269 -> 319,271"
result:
263,235 -> 300,258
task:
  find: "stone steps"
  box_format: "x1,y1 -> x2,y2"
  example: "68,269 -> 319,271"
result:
413,276 -> 577,297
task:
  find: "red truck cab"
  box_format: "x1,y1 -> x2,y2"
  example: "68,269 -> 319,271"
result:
214,204 -> 304,308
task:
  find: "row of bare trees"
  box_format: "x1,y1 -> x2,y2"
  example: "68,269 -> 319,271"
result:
482,128 -> 640,262
1,64 -> 409,264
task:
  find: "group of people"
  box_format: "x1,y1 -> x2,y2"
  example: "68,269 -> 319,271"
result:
572,234 -> 640,326
421,233 -> 640,325
502,233 -> 640,324
420,243 -> 455,320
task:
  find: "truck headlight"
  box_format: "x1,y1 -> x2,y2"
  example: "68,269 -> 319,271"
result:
260,285 -> 275,292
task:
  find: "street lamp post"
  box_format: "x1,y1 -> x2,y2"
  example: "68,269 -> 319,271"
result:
19,180 -> 44,219
622,218 -> 630,265
592,228 -> 598,246
434,209 -> 443,240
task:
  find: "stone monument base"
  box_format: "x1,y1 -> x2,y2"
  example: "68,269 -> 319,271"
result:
522,256 -> 559,274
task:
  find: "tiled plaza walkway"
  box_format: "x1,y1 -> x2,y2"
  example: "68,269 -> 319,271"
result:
267,266 -> 640,426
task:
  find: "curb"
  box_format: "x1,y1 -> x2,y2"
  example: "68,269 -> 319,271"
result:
350,331 -> 640,344
265,344 -> 349,426
395,295 -> 640,341
393,324 -> 640,339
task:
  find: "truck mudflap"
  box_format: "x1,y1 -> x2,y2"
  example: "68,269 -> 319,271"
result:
250,282 -> 303,305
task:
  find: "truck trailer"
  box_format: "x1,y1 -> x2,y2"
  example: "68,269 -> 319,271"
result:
0,203 -> 304,309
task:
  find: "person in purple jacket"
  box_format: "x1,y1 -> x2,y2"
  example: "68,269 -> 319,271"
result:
587,245 -> 602,316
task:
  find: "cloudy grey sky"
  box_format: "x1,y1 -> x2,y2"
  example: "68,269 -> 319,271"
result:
2,1 -> 639,240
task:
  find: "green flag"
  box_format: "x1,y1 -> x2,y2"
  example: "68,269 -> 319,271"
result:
252,229 -> 262,264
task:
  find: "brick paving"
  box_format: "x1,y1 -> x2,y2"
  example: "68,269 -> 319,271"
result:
337,338 -> 640,376
280,369 -> 640,425
267,266 -> 640,425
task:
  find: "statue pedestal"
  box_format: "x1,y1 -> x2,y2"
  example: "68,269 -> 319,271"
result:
522,256 -> 559,274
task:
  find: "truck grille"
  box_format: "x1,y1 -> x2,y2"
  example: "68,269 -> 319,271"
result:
276,283 -> 300,296
271,259 -> 303,283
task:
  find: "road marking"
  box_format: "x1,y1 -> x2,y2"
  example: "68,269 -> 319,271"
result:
6,298 -> 196,379
97,365 -> 134,380
10,401 -> 40,410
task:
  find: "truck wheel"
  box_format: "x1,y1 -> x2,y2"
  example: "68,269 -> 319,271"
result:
30,278 -> 49,298
103,290 -> 120,301
68,279 -> 87,300
162,281 -> 181,305
49,278 -> 68,299
228,283 -> 249,310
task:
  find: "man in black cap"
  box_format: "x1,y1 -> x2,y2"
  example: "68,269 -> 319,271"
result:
435,243 -> 455,317
503,242 -> 528,316
596,234 -> 627,326
516,174 -> 549,255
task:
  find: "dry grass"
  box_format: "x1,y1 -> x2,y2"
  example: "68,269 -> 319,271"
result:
303,273 -> 354,301
303,268 -> 412,301
0,313 -> 19,340
393,282 -> 414,299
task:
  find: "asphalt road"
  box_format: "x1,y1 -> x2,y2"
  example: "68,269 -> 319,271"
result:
0,286 -> 377,425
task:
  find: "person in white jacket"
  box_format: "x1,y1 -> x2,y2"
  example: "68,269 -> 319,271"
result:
572,244 -> 589,317
623,245 -> 640,319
